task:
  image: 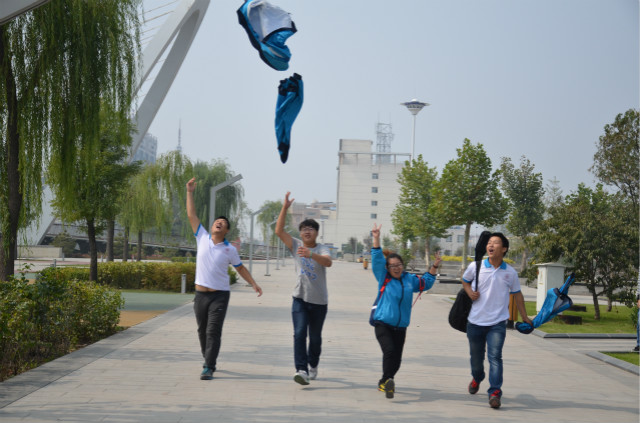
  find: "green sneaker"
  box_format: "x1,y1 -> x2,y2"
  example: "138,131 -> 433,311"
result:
200,367 -> 213,380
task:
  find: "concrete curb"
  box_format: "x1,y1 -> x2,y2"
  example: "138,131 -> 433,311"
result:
585,351 -> 640,375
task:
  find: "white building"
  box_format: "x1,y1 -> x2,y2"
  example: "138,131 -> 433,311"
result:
323,139 -> 410,250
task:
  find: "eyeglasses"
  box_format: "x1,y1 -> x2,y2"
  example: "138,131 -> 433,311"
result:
300,227 -> 316,233
388,263 -> 403,269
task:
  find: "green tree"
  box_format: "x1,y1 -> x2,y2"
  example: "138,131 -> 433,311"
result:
48,105 -> 140,281
590,109 -> 639,209
191,160 -> 244,241
0,0 -> 140,280
500,156 -> 545,269
119,163 -> 172,262
257,200 -> 286,247
430,139 -> 508,271
391,155 -> 448,267
52,230 -> 76,257
532,185 -> 638,319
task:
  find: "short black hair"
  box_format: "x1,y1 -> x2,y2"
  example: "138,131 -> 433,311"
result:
215,216 -> 230,230
386,253 -> 405,269
490,232 -> 509,253
298,219 -> 319,231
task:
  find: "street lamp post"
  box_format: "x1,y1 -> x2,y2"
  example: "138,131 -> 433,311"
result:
265,219 -> 277,276
401,99 -> 430,162
208,174 -> 243,229
249,206 -> 266,274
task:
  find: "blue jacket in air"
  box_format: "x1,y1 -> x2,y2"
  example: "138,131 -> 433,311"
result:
371,247 -> 435,328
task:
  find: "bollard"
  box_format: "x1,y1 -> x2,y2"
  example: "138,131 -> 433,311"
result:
181,274 -> 186,294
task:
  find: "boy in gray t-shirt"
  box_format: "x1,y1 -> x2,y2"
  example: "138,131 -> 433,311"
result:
275,192 -> 333,386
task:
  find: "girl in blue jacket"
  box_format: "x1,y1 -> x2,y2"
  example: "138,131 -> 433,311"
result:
370,223 -> 441,398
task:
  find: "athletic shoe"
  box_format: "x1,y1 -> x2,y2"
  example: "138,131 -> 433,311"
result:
489,389 -> 502,409
309,366 -> 318,380
293,370 -> 310,385
200,367 -> 213,380
634,345 -> 639,352
378,378 -> 386,392
468,378 -> 480,394
383,378 -> 395,399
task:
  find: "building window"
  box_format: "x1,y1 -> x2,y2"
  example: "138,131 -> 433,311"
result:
446,236 -> 452,242
457,235 -> 464,243
371,187 -> 378,193
371,200 -> 377,206
371,213 -> 377,219
372,173 -> 379,179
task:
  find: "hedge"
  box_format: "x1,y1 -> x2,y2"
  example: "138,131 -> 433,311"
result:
0,273 -> 123,382
39,261 -> 237,291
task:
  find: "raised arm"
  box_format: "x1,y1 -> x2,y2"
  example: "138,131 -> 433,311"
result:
372,223 -> 381,249
186,177 -> 200,234
275,192 -> 294,250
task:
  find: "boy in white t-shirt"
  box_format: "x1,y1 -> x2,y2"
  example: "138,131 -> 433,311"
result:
462,233 -> 531,409
186,177 -> 262,380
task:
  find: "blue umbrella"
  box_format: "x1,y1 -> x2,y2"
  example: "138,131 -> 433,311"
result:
237,0 -> 297,71
516,273 -> 576,334
275,73 -> 303,163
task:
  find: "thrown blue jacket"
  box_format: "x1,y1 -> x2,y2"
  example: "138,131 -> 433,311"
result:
371,247 -> 436,328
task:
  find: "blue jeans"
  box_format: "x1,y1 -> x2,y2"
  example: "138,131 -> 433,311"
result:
467,320 -> 507,396
292,297 -> 328,372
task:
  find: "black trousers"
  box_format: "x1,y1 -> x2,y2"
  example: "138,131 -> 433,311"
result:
375,323 -> 407,381
194,290 -> 230,370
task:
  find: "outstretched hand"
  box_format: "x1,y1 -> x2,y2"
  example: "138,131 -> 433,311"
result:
283,191 -> 294,209
186,177 -> 196,192
433,250 -> 443,268
371,223 -> 381,239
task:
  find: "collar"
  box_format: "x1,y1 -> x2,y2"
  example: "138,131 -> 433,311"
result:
210,236 -> 229,246
483,258 -> 506,270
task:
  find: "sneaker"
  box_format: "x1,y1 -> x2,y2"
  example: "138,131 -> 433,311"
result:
383,378 -> 395,399
378,378 -> 386,392
489,389 -> 502,409
309,366 -> 318,380
634,345 -> 639,352
468,378 -> 480,394
200,367 -> 213,380
293,370 -> 310,385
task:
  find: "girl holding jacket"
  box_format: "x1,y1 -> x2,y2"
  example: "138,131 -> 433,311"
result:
370,223 -> 441,399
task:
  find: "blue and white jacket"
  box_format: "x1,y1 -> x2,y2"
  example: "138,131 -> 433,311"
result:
371,247 -> 436,329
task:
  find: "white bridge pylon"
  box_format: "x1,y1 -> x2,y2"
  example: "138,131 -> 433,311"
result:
131,0 -> 211,161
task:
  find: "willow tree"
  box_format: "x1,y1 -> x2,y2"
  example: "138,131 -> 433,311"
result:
190,160 -> 244,241
49,104 -> 141,281
118,163 -> 172,261
0,0 -> 140,280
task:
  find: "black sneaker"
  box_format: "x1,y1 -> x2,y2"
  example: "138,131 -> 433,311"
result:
489,389 -> 502,409
468,378 -> 480,394
634,345 -> 639,352
200,367 -> 213,380
383,378 -> 395,399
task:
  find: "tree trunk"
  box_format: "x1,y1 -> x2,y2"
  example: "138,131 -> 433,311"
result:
606,296 -> 612,312
87,218 -> 98,281
106,219 -> 115,261
592,292 -> 601,320
137,230 -> 143,261
424,238 -> 431,268
122,226 -> 129,262
461,222 -> 471,273
0,30 -> 22,282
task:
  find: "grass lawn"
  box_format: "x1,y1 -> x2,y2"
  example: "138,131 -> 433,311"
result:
523,301 -> 636,334
603,352 -> 640,366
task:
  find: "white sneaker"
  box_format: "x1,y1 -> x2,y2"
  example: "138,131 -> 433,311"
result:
293,370 -> 310,385
309,366 -> 318,380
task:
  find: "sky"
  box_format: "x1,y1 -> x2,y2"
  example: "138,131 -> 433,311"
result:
142,0 -> 639,214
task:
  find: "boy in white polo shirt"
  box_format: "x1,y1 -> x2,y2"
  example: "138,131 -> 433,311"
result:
462,232 -> 531,409
186,177 -> 262,380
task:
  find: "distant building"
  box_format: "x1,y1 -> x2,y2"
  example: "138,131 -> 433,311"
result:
324,139 -> 410,250
131,133 -> 157,164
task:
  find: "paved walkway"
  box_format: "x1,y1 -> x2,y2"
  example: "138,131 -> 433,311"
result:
1,260 -> 638,422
